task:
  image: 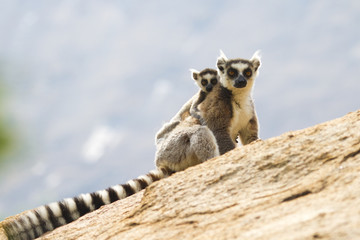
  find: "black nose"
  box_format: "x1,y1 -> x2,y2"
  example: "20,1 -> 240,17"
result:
206,85 -> 213,92
233,75 -> 247,88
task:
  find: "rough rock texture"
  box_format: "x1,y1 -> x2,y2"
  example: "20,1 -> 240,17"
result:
2,110 -> 360,240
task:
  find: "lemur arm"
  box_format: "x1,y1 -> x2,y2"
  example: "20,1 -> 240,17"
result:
213,129 -> 236,155
238,115 -> 259,145
189,90 -> 207,125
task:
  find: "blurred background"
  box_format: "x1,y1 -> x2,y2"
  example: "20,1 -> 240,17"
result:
0,0 -> 359,220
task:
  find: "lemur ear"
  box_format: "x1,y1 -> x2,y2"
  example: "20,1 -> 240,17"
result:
189,68 -> 200,81
217,50 -> 228,73
251,50 -> 262,71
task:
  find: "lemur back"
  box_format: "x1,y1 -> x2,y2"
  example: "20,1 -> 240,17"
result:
155,114 -> 219,172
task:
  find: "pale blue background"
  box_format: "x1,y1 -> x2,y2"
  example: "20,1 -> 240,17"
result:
0,0 -> 359,219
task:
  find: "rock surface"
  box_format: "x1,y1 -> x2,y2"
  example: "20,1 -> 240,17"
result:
2,110 -> 360,240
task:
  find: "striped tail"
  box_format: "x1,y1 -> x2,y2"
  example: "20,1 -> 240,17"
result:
1,168 -> 172,240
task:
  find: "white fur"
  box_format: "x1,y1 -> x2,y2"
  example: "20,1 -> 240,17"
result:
150,169 -> 164,178
111,184 -> 127,199
36,206 -> 48,219
96,190 -> 110,205
63,197 -> 81,220
230,62 -> 249,70
20,216 -> 36,239
63,198 -> 77,213
80,193 -> 94,211
203,73 -> 215,79
127,179 -> 141,192
229,94 -> 254,140
189,68 -> 199,76
27,211 -> 40,226
251,50 -> 261,61
219,49 -> 228,60
48,202 -> 62,217
139,174 -> 153,185
36,206 -> 53,230
24,212 -> 42,237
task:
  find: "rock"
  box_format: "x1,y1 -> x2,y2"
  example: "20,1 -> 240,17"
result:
3,110 -> 360,240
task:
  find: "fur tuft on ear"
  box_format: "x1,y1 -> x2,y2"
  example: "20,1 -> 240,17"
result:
251,50 -> 262,71
189,68 -> 200,81
219,49 -> 228,61
217,50 -> 228,73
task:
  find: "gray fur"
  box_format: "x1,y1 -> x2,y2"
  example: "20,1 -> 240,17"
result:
155,68 -> 220,172
155,115 -> 219,172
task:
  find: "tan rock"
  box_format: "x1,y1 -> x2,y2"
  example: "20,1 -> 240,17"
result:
3,110 -> 360,240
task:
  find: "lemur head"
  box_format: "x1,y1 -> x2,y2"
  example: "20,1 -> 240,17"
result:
216,50 -> 261,91
190,68 -> 219,92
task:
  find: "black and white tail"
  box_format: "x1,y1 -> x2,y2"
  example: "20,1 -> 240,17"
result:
1,168 -> 172,240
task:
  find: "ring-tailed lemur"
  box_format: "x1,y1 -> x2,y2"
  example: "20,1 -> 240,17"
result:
189,68 -> 219,122
194,50 -> 261,154
155,68 -> 220,172
1,69 -> 220,240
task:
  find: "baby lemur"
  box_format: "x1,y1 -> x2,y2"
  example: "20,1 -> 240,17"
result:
155,68 -> 220,172
194,50 -> 261,155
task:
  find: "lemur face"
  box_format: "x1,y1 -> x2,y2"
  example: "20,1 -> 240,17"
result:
216,51 -> 261,90
191,68 -> 219,92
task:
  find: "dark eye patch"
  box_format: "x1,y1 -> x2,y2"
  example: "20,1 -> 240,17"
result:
201,79 -> 208,86
210,78 -> 217,85
227,68 -> 238,78
243,68 -> 252,78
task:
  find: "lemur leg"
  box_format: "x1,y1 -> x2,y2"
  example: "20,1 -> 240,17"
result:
213,130 -> 236,155
190,106 -> 206,125
238,116 -> 259,145
190,127 -> 220,162
155,130 -> 190,172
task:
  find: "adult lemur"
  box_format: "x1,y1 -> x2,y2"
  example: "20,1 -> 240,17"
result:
1,53 -> 261,240
195,50 -> 261,154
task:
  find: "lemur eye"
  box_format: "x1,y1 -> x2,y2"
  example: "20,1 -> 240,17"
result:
227,68 -> 238,78
211,78 -> 217,85
201,79 -> 208,86
243,68 -> 252,78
